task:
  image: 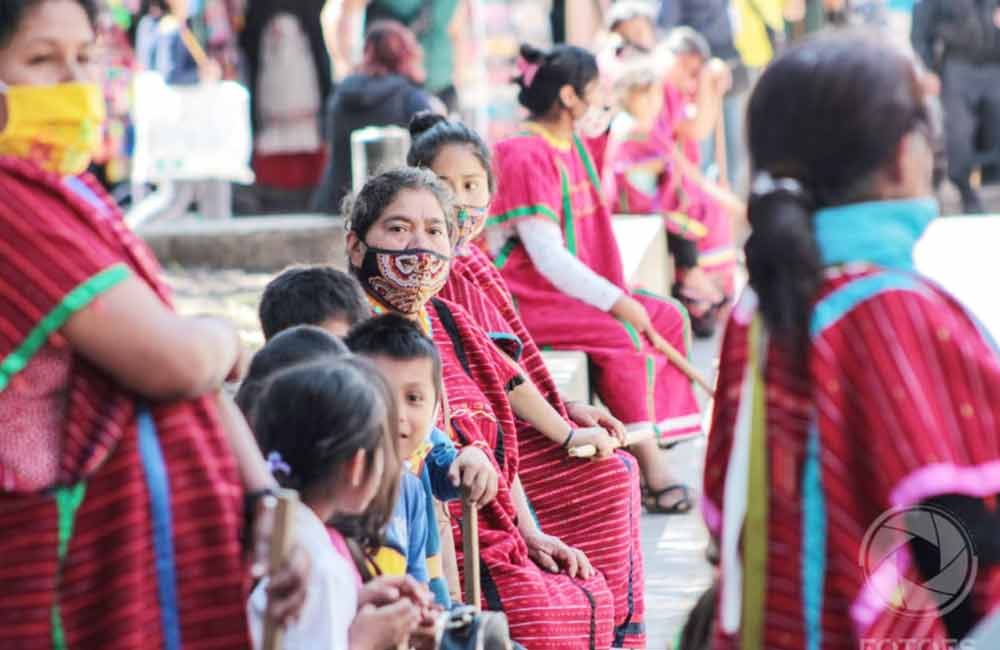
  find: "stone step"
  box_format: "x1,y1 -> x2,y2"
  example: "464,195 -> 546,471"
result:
139,214 -> 345,272
539,350 -> 590,404
612,214 -> 673,296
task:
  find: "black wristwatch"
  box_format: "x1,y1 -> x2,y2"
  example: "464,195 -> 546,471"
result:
242,487 -> 278,552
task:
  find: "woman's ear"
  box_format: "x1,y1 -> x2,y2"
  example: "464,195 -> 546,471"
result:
346,231 -> 365,268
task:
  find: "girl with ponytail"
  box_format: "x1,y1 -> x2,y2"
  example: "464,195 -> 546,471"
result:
704,31 -> 1000,648
487,42 -> 703,523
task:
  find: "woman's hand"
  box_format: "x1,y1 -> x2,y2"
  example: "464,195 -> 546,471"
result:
264,543 -> 310,627
565,402 -> 627,446
610,294 -> 652,337
521,528 -> 595,580
449,446 -> 499,508
569,427 -> 620,459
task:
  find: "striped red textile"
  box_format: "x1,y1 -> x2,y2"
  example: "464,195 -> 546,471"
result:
0,157 -> 248,648
440,248 -> 646,647
429,298 -> 615,649
704,266 -> 1000,648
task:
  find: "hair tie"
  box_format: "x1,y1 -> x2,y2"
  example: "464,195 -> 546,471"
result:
751,171 -> 813,207
516,57 -> 541,88
266,451 -> 291,476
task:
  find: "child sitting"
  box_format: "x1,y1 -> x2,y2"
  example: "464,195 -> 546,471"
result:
345,312 -> 501,608
245,357 -> 431,649
257,265 -> 498,607
259,265 -> 370,339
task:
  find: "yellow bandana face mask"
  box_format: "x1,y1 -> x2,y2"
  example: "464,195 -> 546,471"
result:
0,82 -> 106,176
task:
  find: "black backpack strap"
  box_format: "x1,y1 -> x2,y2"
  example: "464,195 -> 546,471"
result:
431,298 -> 506,471
432,298 -> 473,377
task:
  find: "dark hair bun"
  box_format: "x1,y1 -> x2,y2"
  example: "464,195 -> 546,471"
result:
409,111 -> 447,138
519,43 -> 545,64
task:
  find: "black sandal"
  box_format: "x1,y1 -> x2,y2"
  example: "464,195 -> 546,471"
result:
672,281 -> 727,339
642,484 -> 694,515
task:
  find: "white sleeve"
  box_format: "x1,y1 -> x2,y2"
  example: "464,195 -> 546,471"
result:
515,219 -> 624,312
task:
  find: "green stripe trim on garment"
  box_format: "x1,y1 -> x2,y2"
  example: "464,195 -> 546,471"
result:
560,166 -> 577,256
574,135 -> 603,193
51,481 -> 88,650
619,321 -> 643,351
486,204 -> 560,227
741,316 -> 769,649
0,264 -> 131,392
493,239 -> 518,271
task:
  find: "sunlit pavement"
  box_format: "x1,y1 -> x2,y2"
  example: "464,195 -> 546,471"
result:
641,333 -> 719,649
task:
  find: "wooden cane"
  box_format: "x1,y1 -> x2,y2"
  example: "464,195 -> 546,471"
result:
462,495 -> 482,612
714,112 -> 729,190
262,489 -> 299,650
568,427 -> 657,459
647,329 -> 715,396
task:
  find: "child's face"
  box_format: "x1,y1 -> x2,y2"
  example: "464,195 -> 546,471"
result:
320,316 -> 352,339
371,354 -> 438,460
669,53 -> 704,97
431,143 -> 492,246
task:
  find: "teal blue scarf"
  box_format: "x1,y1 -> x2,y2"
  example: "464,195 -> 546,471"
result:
813,198 -> 939,271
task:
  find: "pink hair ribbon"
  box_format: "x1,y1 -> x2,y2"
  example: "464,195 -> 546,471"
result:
516,58 -> 540,87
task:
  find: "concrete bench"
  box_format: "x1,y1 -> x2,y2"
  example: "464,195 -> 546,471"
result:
139,214 -> 345,272
540,214 -> 671,402
612,214 -> 673,296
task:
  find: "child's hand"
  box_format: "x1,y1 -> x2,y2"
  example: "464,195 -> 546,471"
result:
564,402 -> 627,446
449,446 -> 499,508
359,574 -> 434,610
570,427 -> 620,459
349,601 -> 421,650
521,528 -> 595,580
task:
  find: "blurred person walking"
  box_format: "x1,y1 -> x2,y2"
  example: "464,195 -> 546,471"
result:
240,0 -> 333,212
333,0 -> 465,111
310,20 -> 438,213
912,0 -> 1000,213
134,0 -> 233,220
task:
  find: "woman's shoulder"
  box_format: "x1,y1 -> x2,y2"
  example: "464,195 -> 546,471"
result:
493,133 -> 560,175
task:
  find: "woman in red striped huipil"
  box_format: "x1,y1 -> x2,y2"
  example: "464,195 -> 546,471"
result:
406,113 -> 647,647
0,2 -> 303,647
344,166 -> 620,649
704,33 -> 1000,648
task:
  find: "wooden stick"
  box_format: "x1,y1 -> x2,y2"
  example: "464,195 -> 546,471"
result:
647,329 -> 715,396
262,490 -> 299,650
178,25 -> 211,69
568,427 -> 656,459
462,496 -> 481,612
714,112 -> 729,190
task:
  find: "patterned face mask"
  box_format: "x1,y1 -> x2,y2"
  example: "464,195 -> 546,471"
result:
355,245 -> 451,315
454,204 -> 490,255
0,82 -> 106,176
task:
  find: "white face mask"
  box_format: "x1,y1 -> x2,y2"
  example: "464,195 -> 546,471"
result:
576,102 -> 615,138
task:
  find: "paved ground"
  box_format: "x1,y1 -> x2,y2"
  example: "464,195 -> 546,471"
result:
639,335 -> 719,649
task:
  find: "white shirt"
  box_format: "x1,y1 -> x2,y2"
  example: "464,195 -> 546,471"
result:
248,504 -> 357,650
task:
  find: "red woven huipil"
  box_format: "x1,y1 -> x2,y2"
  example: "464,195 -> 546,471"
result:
425,297 -> 615,649
0,157 -> 248,649
439,247 -> 646,646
